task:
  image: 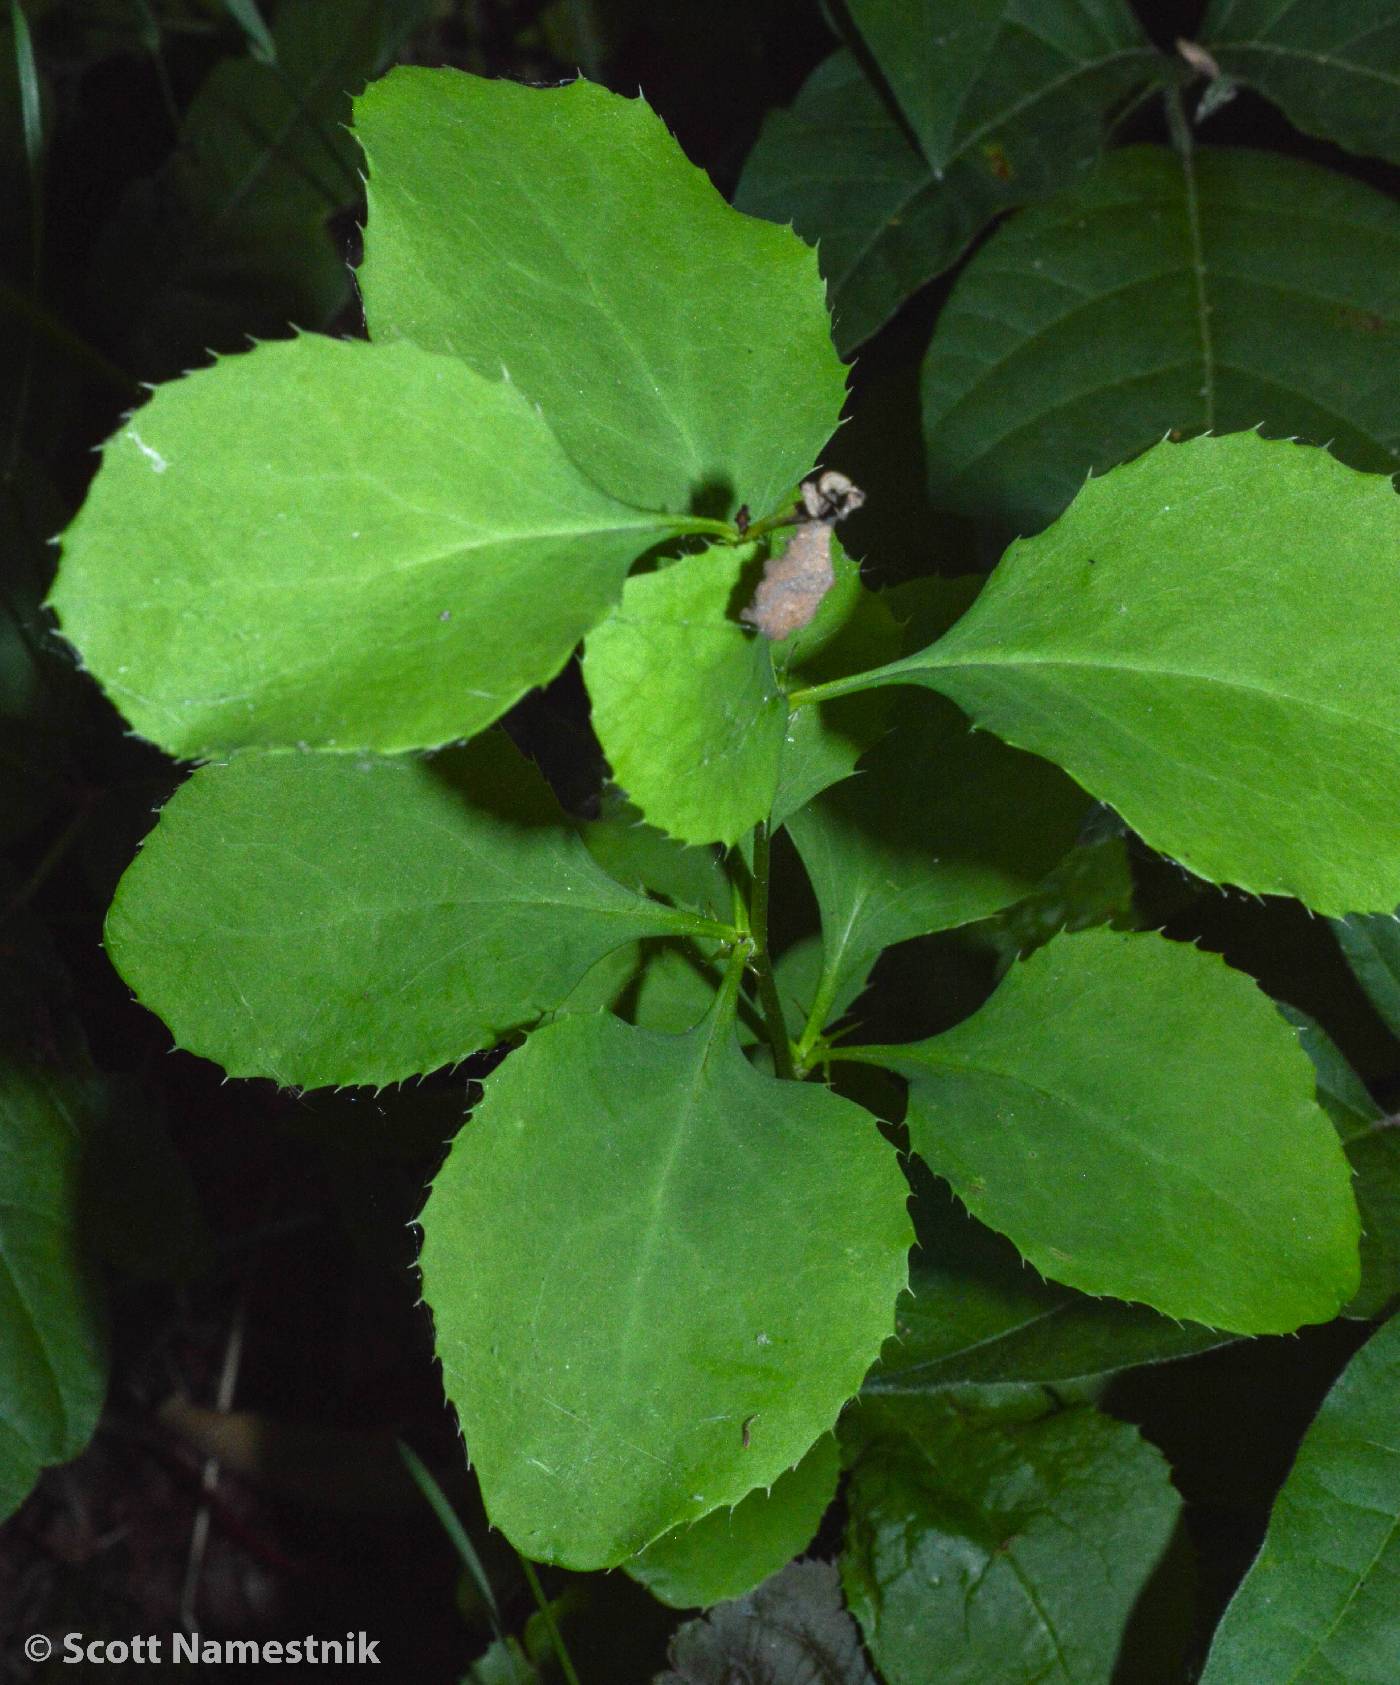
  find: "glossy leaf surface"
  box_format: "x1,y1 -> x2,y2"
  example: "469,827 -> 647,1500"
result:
842,1396 -> 1180,1685
1204,0 -> 1400,166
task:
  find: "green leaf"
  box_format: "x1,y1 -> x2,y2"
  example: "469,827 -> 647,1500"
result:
867,1177 -> 1234,1397
1332,912 -> 1400,1040
787,693 -> 1088,1038
581,792 -> 729,923
355,68 -> 846,517
737,1 -> 1158,354
806,433 -> 1400,915
583,538 -> 897,846
583,545 -> 785,846
1344,1119 -> 1400,1322
50,335 -> 680,758
0,1056 -> 107,1522
848,0 -> 1154,177
859,927 -> 1360,1333
1283,1008 -> 1399,1322
105,735 -> 726,1089
419,998 -> 911,1567
626,1434 -> 840,1609
92,0 -> 428,376
1200,1310 -> 1400,1683
1203,0 -> 1400,167
1278,1006 -> 1382,1142
917,146 -> 1400,531
842,1396 -> 1181,1685
659,1560 -> 877,1685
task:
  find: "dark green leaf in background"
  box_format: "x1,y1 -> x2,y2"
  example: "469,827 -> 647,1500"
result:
866,1179 -> 1235,1398
1332,911 -> 1400,1041
1200,1310 -> 1400,1683
626,1434 -> 840,1609
787,695 -> 1087,1043
0,1056 -> 107,1523
736,1 -> 1160,353
861,928 -> 1359,1333
106,736 -> 725,1089
918,147 -> 1400,531
92,0 -> 431,376
50,336 -> 680,759
420,998 -> 911,1567
1203,0 -> 1400,167
842,1395 -> 1181,1685
356,68 -> 846,518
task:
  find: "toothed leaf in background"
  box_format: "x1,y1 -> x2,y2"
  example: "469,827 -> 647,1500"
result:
355,69 -> 846,517
1199,1310 -> 1400,1683
818,434 -> 1400,915
842,1396 -> 1181,1685
864,927 -> 1359,1333
419,1003 -> 911,1567
626,1434 -> 840,1609
105,735 -> 726,1089
787,696 -> 1087,1029
736,4 -> 1159,351
49,336 -> 678,758
918,148 -> 1400,532
1202,0 -> 1400,168
92,0 -> 435,378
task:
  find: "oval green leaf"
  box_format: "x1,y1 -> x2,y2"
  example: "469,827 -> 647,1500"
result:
819,432 -> 1400,915
862,927 -> 1360,1333
50,335 -> 676,758
420,1003 -> 911,1567
355,69 -> 846,517
106,735 -> 724,1089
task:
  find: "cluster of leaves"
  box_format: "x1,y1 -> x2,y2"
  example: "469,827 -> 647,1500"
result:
11,0 -> 1400,1679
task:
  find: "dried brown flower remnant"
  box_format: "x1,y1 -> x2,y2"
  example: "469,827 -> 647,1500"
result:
741,470 -> 866,641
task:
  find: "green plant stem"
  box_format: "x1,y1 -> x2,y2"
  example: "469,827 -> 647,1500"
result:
740,506 -> 799,544
517,1554 -> 583,1685
748,822 -> 795,1079
793,956 -> 844,1076
667,513 -> 740,542
787,666 -> 887,710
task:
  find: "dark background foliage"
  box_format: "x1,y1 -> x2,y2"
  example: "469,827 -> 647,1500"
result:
1,3 -> 1396,1680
